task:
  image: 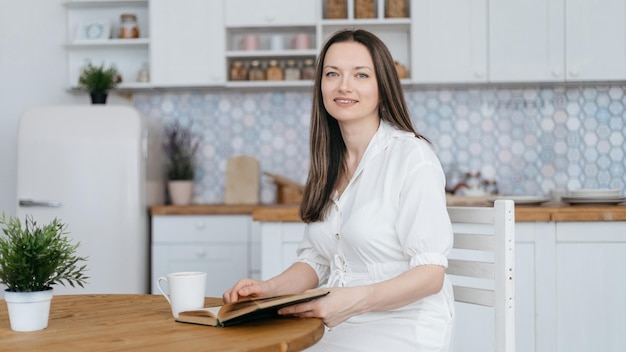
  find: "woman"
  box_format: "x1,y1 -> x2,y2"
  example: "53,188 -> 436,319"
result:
224,29 -> 454,351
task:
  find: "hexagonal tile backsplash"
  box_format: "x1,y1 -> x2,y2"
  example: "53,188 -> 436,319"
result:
134,85 -> 626,204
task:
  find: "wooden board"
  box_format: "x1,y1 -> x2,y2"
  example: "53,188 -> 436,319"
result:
224,155 -> 259,205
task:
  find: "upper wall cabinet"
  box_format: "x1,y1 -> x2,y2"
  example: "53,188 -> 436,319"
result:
489,0 -> 565,82
566,0 -> 626,81
150,0 -> 225,86
65,0 -> 150,89
490,0 -> 625,83
225,0 -> 317,26
411,0 -> 487,84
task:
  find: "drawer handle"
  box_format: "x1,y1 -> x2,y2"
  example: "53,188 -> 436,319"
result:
196,250 -> 207,258
195,222 -> 206,229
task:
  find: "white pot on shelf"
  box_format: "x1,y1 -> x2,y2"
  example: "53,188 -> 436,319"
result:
168,180 -> 194,205
4,288 -> 54,331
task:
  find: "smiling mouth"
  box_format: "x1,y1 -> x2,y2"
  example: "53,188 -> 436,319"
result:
335,99 -> 357,104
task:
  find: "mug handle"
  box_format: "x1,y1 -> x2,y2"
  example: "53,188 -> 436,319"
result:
156,276 -> 171,305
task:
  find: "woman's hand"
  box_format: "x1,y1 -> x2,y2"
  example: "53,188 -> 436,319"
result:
222,279 -> 274,303
277,286 -> 372,327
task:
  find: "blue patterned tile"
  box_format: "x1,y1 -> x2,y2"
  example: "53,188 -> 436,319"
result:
134,85 -> 626,201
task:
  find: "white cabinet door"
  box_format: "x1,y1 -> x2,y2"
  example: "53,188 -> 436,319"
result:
225,0 -> 317,26
150,0 -> 225,86
411,0 -> 487,83
489,0 -> 565,82
151,215 -> 251,298
555,222 -> 626,352
566,0 -> 626,81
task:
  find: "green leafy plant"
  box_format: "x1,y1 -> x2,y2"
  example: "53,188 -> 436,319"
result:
77,62 -> 119,93
163,121 -> 200,181
0,213 -> 88,292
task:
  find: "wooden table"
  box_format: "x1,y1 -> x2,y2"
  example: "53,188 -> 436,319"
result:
0,294 -> 324,352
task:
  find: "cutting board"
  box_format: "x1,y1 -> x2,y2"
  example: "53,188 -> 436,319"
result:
224,155 -> 260,205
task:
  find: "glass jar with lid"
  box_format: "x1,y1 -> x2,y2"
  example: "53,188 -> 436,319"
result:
230,61 -> 248,81
266,60 -> 284,81
248,60 -> 266,81
119,14 -> 139,39
284,60 -> 301,80
301,58 -> 316,80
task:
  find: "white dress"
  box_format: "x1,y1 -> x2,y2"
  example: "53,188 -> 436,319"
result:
297,121 -> 455,352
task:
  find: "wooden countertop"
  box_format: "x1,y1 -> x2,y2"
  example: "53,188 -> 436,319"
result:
250,204 -> 626,222
151,204 -> 258,215
150,202 -> 626,222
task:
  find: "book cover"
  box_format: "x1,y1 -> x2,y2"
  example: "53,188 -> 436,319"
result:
176,289 -> 329,327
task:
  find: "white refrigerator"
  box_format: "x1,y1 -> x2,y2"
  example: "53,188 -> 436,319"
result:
15,105 -> 164,295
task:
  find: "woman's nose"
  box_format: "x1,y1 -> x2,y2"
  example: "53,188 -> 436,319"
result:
338,76 -> 352,92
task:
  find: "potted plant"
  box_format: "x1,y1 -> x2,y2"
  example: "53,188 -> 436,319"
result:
163,121 -> 200,205
0,213 -> 88,331
77,62 -> 119,104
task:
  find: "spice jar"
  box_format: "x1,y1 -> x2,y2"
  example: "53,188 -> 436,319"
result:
266,60 -> 284,80
301,58 -> 316,80
119,14 -> 139,39
284,60 -> 301,80
248,60 -> 266,81
230,61 -> 248,81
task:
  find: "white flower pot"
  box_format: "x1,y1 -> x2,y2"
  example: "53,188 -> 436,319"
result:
168,180 -> 193,205
4,288 -> 54,331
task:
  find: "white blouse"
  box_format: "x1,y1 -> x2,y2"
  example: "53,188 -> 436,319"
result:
298,120 -> 455,352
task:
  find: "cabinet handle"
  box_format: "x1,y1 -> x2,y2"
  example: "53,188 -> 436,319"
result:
569,69 -> 580,78
196,250 -> 207,258
264,15 -> 276,23
474,71 -> 485,79
195,222 -> 206,230
552,69 -> 562,78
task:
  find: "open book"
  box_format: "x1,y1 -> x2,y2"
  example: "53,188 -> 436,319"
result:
175,289 -> 329,327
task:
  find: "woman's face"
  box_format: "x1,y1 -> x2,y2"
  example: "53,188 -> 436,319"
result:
321,41 -> 379,125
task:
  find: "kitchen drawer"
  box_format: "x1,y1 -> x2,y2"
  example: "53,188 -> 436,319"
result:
151,243 -> 248,297
152,215 -> 249,243
224,0 -> 317,27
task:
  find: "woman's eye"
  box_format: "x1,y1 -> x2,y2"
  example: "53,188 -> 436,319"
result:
357,73 -> 369,78
325,72 -> 338,77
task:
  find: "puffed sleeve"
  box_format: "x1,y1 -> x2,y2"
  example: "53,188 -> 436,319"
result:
296,224 -> 331,285
396,142 -> 453,268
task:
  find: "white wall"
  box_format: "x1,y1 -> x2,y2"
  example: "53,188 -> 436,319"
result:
0,0 -> 131,217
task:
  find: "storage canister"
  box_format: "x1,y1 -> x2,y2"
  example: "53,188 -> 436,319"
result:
248,60 -> 266,81
230,61 -> 248,81
284,60 -> 301,80
119,13 -> 139,39
266,60 -> 284,81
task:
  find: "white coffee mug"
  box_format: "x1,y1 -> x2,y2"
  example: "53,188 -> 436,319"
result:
157,271 -> 207,318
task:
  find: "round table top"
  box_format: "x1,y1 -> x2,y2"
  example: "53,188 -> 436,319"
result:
0,294 -> 324,352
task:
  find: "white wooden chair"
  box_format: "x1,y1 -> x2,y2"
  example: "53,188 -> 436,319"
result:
446,199 -> 515,352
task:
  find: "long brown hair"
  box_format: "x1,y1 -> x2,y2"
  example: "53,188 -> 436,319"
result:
299,29 -> 428,223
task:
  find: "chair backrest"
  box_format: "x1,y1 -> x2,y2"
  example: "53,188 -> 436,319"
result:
446,199 -> 515,352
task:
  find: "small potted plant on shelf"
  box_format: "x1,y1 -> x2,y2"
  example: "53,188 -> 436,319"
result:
77,62 -> 119,104
163,121 -> 200,205
0,213 -> 88,331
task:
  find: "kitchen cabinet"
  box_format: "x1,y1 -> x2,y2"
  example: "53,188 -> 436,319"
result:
489,0 -> 626,83
554,222 -> 626,352
64,0 -> 150,89
256,218 -> 626,352
411,0 -> 488,84
150,0 -> 225,86
151,215 -> 252,298
224,0 -> 317,27
489,0 -> 564,82
565,0 -> 626,81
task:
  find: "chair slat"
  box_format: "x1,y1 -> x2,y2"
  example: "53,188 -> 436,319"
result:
453,286 -> 495,307
447,259 -> 494,279
453,233 -> 496,251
